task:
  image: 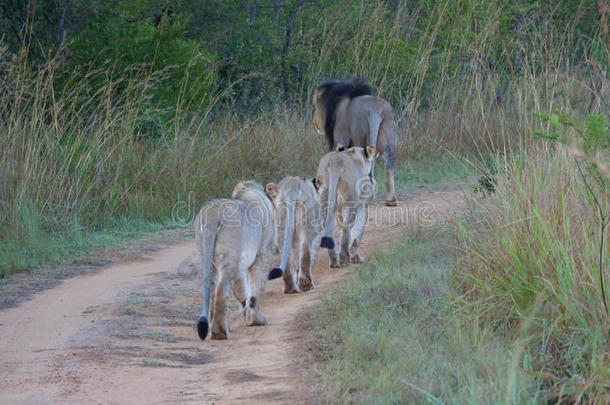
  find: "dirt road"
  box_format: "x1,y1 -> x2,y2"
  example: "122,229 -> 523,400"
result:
0,190 -> 464,404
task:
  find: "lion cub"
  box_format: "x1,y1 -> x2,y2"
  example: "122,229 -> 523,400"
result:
265,176 -> 325,293
194,181 -> 278,340
316,146 -> 375,267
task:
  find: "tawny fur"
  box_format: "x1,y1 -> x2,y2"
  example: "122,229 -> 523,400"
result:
316,146 -> 376,268
266,176 -> 325,294
194,181 -> 274,340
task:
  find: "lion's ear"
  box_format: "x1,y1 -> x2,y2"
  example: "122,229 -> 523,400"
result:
335,144 -> 345,152
313,88 -> 325,104
265,183 -> 280,200
365,146 -> 376,160
315,176 -> 326,191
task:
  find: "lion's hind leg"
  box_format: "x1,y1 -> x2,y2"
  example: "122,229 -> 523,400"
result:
231,269 -> 250,321
383,149 -> 397,206
210,276 -> 231,339
245,255 -> 270,326
327,219 -> 341,268
328,237 -> 341,268
283,241 -> 300,294
337,206 -> 355,267
349,205 -> 368,264
298,240 -> 315,291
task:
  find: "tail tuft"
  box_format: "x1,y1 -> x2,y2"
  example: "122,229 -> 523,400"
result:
197,316 -> 209,340
268,268 -> 283,280
321,236 -> 335,249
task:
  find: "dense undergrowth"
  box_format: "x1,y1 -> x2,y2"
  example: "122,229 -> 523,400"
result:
455,146 -> 609,402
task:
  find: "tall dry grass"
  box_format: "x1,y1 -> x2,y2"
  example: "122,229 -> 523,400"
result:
0,46 -> 325,274
456,146 -> 609,401
0,49 -> 606,276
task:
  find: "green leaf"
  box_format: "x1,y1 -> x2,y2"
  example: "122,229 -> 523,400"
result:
549,114 -> 563,131
533,130 -> 559,141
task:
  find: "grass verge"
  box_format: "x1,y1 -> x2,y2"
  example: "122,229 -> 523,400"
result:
310,229 -> 543,404
375,154 -> 475,194
0,217 -> 174,274
311,147 -> 610,403
456,148 -> 610,402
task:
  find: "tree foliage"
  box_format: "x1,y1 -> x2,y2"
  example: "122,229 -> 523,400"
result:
0,0 -> 607,115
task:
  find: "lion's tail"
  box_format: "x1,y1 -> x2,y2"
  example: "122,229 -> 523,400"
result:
195,209 -> 219,340
320,169 -> 339,250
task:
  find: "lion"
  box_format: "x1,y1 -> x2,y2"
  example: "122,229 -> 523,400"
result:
194,181 -> 279,340
312,77 -> 399,206
316,145 -> 376,267
265,176 -> 325,293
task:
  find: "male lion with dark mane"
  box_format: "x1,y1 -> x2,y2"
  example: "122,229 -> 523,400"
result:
312,77 -> 399,206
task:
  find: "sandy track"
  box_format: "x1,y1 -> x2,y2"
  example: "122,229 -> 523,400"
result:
0,191 -> 464,404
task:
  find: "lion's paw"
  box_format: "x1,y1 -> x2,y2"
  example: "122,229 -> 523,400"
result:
211,322 -> 229,339
283,285 -> 299,294
245,307 -> 268,326
350,254 -> 365,264
298,278 -> 314,292
339,254 -> 351,267
385,199 -> 398,207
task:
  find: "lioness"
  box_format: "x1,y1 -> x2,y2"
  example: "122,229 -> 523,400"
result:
194,181 -> 277,340
265,176 -> 325,293
313,77 -> 399,206
317,146 -> 375,267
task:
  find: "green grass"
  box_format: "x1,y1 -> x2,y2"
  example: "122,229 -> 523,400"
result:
371,154 -> 475,202
144,331 -> 179,343
388,154 -> 475,192
310,230 -> 540,404
141,359 -> 170,367
0,217 -> 174,277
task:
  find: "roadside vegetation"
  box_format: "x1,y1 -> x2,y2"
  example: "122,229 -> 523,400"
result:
311,231 -> 533,403
312,142 -> 609,403
295,2 -> 606,401
2,0 -> 606,275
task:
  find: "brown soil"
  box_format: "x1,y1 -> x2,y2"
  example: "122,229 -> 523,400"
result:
0,190 -> 466,404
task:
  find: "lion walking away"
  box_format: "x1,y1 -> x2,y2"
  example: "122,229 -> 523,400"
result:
194,181 -> 276,340
312,77 -> 399,206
